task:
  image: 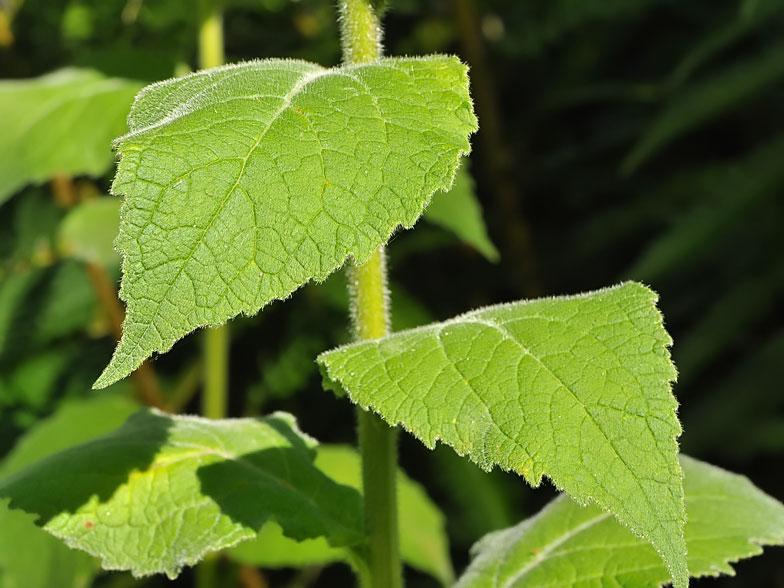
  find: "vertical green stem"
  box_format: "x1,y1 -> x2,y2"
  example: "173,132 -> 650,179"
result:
197,3 -> 227,588
340,5 -> 400,586
203,325 -> 229,419
198,0 -> 225,70
350,249 -> 401,588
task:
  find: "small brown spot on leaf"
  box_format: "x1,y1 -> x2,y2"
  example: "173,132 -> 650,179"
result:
84,520 -> 94,530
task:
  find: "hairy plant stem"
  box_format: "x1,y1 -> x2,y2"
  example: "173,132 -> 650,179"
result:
197,3 -> 228,587
349,249 -> 401,588
198,0 -> 229,423
339,3 -> 400,585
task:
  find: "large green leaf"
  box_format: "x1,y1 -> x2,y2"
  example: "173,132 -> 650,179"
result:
229,444 -> 454,584
0,410 -> 363,578
455,455 -> 784,587
0,69 -> 142,204
0,394 -> 140,588
319,282 -> 687,587
95,56 -> 476,388
424,162 -> 499,262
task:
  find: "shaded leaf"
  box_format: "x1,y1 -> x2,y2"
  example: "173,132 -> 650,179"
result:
455,456 -> 784,588
96,56 -> 476,388
0,394 -> 140,588
0,262 -> 95,365
424,162 -> 499,261
0,410 -> 363,578
319,282 -> 687,587
683,332 -> 784,458
0,508 -> 95,588
0,69 -> 142,203
229,444 -> 454,585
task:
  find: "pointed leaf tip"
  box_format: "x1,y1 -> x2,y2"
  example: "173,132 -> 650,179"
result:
319,282 -> 688,586
100,56 -> 476,385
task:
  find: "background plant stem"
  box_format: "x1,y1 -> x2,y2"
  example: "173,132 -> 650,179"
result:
198,0 -> 224,71
339,4 -> 401,584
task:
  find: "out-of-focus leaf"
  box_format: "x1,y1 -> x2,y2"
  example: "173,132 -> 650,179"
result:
229,444 -> 454,585
0,394 -> 140,588
455,456 -> 784,588
0,411 -> 363,578
0,261 -> 96,364
0,394 -> 139,477
0,349 -> 72,419
675,266 -> 784,380
424,163 -> 499,262
623,42 -> 784,173
666,0 -> 784,89
320,282 -> 687,588
250,335 -> 325,405
58,198 -> 121,269
0,69 -> 142,204
0,188 -> 60,269
627,135 -> 784,281
0,508 -> 95,588
684,332 -> 784,458
430,444 -> 518,549
228,520 -> 344,570
503,0 -> 654,56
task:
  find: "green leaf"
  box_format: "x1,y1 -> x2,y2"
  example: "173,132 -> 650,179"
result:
318,282 -> 687,587
229,444 -> 454,585
455,455 -> 784,588
0,394 -> 140,588
58,198 -> 122,269
622,41 -> 784,173
424,162 -> 499,262
0,262 -> 96,365
95,56 -> 476,388
0,394 -> 140,477
228,520 -> 345,570
0,69 -> 142,204
0,410 -> 363,578
0,508 -> 95,588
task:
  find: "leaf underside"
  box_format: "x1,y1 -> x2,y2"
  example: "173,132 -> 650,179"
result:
455,455 -> 784,588
96,56 -> 476,388
0,410 -> 363,578
319,282 -> 688,587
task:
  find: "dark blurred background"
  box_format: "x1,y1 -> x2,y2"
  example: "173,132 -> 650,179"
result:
1,0 -> 783,586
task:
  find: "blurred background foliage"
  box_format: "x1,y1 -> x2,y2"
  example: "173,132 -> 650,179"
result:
0,0 -> 783,586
